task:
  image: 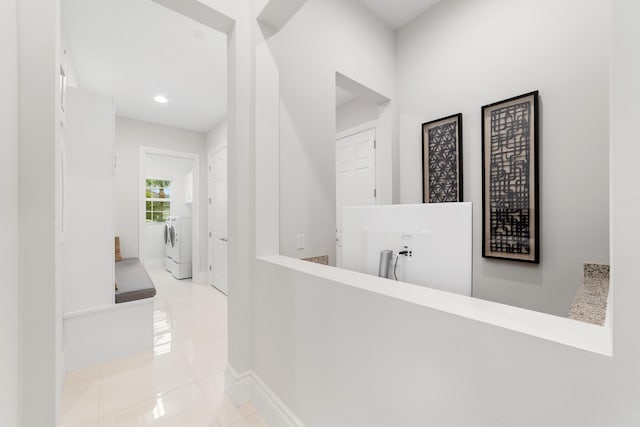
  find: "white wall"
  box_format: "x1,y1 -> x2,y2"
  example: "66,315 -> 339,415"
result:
143,153 -> 194,262
18,0 -> 63,423
336,98 -> 378,133
206,118 -> 228,153
115,117 -> 207,278
63,88 -> 115,313
249,2 -> 640,424
249,1 -> 640,426
396,0 -> 610,316
271,0 -> 396,264
0,0 -> 19,423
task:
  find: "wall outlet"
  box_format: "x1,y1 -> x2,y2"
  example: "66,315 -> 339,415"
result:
402,234 -> 414,257
297,234 -> 305,250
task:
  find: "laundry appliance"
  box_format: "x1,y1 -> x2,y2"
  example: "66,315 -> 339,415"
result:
164,218 -> 173,272
165,216 -> 192,279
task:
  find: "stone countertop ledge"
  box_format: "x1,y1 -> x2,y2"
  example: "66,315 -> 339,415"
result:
568,263 -> 610,326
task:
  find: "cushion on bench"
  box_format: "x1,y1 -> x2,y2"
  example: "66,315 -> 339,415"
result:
115,259 -> 156,303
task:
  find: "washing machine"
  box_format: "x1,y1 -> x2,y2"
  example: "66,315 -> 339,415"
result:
168,216 -> 192,279
164,217 -> 175,273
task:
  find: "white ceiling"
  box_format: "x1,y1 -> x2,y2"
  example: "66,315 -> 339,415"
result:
62,0 -> 227,133
359,0 -> 442,29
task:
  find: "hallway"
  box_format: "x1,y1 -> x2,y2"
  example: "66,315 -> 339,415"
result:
61,265 -> 267,427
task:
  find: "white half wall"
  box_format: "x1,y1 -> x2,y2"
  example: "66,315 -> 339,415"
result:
115,117 -> 207,278
0,0 -> 19,423
249,1 -> 640,426
271,0 -> 396,264
396,0 -> 611,316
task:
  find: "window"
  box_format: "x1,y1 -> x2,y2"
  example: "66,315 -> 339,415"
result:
146,179 -> 171,222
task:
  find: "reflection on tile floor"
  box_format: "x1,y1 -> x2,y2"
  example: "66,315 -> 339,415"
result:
62,264 -> 268,427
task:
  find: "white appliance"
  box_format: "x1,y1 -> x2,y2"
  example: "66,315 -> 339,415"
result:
164,218 -> 173,272
165,216 -> 192,279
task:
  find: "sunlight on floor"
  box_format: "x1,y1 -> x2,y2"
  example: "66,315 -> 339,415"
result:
61,264 -> 268,427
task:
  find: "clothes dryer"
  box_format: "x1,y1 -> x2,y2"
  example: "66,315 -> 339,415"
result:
168,216 -> 192,279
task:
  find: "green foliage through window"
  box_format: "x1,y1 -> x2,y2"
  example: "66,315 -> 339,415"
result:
146,179 -> 171,222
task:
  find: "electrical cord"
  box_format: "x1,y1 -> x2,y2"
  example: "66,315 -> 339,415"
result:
393,254 -> 399,280
394,250 -> 410,281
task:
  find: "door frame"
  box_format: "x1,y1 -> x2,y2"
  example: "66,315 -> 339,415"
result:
336,122 -> 377,267
139,146 -> 200,278
208,143 -> 228,292
336,120 -> 377,140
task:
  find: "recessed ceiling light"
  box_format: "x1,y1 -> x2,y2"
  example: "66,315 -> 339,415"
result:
154,95 -> 168,104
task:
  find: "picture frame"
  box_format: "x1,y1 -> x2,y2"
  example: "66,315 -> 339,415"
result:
422,113 -> 463,203
481,91 -> 539,263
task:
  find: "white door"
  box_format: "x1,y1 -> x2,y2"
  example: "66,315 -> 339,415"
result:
208,147 -> 228,294
336,128 -> 376,267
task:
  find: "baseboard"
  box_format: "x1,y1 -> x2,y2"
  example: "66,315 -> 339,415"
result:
225,364 -> 305,427
225,364 -> 252,406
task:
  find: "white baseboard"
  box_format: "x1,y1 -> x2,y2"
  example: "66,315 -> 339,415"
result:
226,364 -> 252,406
225,364 -> 305,427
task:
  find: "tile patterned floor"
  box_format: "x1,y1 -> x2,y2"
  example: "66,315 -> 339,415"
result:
61,264 -> 268,427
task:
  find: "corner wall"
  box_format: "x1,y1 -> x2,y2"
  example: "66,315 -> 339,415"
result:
250,3 -> 640,424
396,0 -> 611,316
271,0 -> 396,264
0,0 -> 19,423
18,0 -> 63,423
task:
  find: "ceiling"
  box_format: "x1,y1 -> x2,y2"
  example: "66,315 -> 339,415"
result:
359,0 -> 442,29
62,0 -> 227,133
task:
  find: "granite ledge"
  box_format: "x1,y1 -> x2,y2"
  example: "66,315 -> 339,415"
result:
567,263 -> 610,326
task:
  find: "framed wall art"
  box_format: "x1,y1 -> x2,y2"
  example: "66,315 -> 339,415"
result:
422,113 -> 463,203
482,91 -> 539,263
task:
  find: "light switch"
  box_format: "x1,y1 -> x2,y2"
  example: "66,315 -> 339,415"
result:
297,234 -> 305,250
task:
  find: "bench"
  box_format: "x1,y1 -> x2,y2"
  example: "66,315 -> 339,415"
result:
115,258 -> 157,303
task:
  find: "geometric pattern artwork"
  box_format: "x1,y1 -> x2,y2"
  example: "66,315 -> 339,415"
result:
482,91 -> 539,263
422,113 -> 463,204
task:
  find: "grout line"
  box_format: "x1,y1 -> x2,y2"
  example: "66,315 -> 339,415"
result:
95,362 -> 103,427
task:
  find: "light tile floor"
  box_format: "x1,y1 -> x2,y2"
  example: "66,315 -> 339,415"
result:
61,264 -> 268,427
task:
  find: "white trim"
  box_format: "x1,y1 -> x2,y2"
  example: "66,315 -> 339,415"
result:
257,255 -> 613,357
225,364 -> 252,406
210,142 -> 228,156
63,297 -> 155,319
226,365 -> 306,427
336,120 -> 377,140
139,146 -> 200,278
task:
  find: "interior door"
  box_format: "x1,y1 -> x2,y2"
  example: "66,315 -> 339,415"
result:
336,128 -> 376,267
209,147 -> 228,294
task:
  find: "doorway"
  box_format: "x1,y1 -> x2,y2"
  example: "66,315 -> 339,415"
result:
335,125 -> 377,267
208,145 -> 228,294
139,147 -> 199,279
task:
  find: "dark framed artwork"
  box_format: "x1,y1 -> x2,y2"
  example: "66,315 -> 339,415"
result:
482,91 -> 539,263
422,113 -> 463,203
